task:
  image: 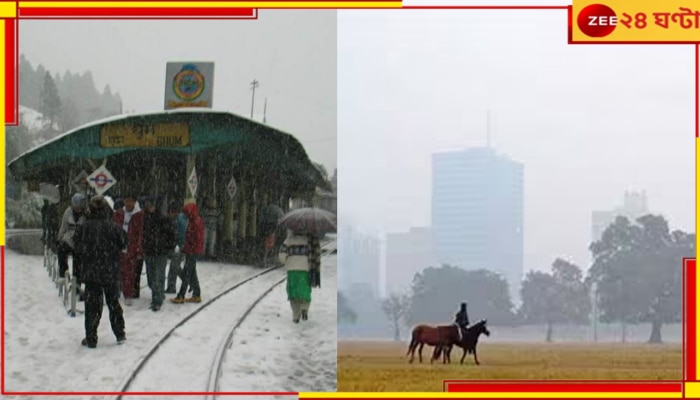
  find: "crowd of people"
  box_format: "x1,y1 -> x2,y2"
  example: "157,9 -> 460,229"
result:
40,192 -> 324,347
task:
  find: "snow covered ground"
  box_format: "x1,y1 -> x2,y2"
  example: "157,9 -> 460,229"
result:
4,248 -> 337,396
19,105 -> 59,133
126,268 -> 288,392
218,255 -> 338,394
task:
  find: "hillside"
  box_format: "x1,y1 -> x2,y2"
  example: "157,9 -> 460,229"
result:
19,53 -> 122,131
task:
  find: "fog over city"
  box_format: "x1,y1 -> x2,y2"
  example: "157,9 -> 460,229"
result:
338,9 -> 694,279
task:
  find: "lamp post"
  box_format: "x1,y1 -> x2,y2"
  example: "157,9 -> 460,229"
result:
250,79 -> 259,119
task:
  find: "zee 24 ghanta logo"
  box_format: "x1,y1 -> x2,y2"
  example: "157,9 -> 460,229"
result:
577,3 -> 700,37
172,64 -> 206,101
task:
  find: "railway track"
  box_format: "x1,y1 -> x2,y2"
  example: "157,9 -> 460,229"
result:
113,239 -> 336,398
205,244 -> 336,398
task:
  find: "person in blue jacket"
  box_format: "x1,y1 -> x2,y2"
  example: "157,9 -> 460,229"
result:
165,200 -> 188,294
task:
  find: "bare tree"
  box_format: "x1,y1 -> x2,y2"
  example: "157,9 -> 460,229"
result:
382,292 -> 411,341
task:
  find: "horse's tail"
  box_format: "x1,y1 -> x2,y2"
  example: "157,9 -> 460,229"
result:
406,326 -> 420,356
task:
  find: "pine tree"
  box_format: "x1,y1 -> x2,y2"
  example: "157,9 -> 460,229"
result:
39,71 -> 61,128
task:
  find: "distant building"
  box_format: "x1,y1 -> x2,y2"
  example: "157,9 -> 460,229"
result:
385,227 -> 438,295
591,191 -> 650,244
431,147 -> 524,304
338,225 -> 381,298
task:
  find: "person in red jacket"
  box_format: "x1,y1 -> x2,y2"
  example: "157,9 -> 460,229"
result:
171,202 -> 205,304
113,194 -> 145,306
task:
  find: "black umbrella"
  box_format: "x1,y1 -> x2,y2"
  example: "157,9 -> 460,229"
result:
278,207 -> 336,234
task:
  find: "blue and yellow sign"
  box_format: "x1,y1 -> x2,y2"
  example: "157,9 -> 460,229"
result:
173,64 -> 205,101
164,61 -> 214,109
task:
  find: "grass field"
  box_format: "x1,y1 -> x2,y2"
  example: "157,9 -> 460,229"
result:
337,341 -> 683,392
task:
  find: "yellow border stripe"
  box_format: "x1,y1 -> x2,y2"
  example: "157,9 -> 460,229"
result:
687,382 -> 700,398
20,1 -> 402,8
300,393 -> 681,399
0,2 -> 16,18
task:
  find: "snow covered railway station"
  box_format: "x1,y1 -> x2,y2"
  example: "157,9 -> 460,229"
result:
8,108 -> 330,264
5,106 -> 338,394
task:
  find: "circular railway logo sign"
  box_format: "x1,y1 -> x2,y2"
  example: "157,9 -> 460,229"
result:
87,166 -> 117,195
90,173 -> 113,188
173,64 -> 205,101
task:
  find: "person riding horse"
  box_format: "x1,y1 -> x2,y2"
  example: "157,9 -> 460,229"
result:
454,302 -> 469,343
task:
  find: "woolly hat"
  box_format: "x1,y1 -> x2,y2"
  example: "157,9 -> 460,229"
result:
88,195 -> 111,218
71,193 -> 86,208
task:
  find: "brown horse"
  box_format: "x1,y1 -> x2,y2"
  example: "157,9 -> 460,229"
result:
435,319 -> 491,365
406,324 -> 460,363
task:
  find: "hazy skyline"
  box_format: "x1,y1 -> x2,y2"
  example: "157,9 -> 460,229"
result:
19,12 -> 337,173
338,9 -> 695,274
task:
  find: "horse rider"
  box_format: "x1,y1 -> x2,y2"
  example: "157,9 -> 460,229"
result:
454,302 -> 470,342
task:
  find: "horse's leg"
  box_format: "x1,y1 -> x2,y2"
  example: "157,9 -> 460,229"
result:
418,342 -> 424,363
407,340 -> 415,363
460,348 -> 467,364
431,345 -> 439,364
474,348 -> 480,366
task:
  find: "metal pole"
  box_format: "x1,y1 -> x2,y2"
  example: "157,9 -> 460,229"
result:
263,98 -> 267,124
70,276 -> 77,317
250,79 -> 259,119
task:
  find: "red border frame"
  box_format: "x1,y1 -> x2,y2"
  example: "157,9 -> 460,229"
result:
18,7 -> 258,18
3,3 -> 699,397
687,259 -> 697,382
5,18 -> 15,125
444,382 -> 684,392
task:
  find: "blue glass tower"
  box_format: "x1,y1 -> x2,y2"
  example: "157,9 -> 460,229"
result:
431,147 -> 524,304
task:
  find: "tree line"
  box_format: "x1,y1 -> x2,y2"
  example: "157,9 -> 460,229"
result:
19,54 -> 123,133
366,214 -> 693,344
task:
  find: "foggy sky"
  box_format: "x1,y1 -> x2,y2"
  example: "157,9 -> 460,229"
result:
19,12 -> 337,173
338,9 -> 695,273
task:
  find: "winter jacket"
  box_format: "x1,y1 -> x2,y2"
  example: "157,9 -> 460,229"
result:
182,203 -> 204,255
56,207 -> 86,248
173,212 -> 188,247
143,210 -> 177,257
279,234 -> 314,272
74,216 -> 127,285
41,203 -> 59,235
113,204 -> 145,260
455,306 -> 470,327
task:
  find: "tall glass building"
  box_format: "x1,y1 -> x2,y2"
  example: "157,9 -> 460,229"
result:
431,147 -> 524,304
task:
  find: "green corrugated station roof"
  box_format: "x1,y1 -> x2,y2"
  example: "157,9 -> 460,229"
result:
8,109 -> 329,193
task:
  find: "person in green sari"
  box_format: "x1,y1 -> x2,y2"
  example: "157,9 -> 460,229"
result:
279,230 -> 321,323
